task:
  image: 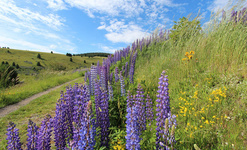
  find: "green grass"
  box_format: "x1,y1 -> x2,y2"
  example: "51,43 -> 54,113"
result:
0,48 -> 105,107
0,77 -> 84,149
0,70 -> 83,108
0,48 -> 104,71
130,15 -> 247,149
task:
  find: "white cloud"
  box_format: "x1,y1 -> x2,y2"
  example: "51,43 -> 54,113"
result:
64,0 -> 144,17
0,0 -> 65,30
98,20 -> 148,43
47,0 -> 67,11
0,36 -> 50,52
155,0 -> 187,7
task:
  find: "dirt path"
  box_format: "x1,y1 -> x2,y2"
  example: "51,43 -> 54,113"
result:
0,76 -> 85,118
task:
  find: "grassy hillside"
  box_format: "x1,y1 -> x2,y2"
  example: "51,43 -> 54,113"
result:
0,48 -> 105,108
129,14 -> 247,149
0,48 -> 104,72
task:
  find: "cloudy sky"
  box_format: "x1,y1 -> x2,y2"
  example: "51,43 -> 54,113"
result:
0,0 -> 246,54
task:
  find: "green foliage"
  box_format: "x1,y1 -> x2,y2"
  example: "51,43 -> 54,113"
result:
37,62 -> 41,66
70,58 -> 73,62
37,53 -> 41,59
0,64 -> 19,88
12,62 -> 15,66
16,64 -> 20,69
169,17 -> 202,46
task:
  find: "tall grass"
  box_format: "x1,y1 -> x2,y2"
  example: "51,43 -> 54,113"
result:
0,71 -> 82,108
133,9 -> 247,149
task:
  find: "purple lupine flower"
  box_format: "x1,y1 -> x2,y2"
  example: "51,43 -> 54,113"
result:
36,115 -> 53,150
135,84 -> 146,131
119,71 -> 125,96
108,81 -> 113,101
6,122 -> 22,150
100,65 -> 107,91
146,94 -> 154,124
78,101 -> 96,150
115,67 -> 119,82
72,84 -> 91,149
63,87 -> 75,141
126,91 -> 133,108
110,72 -> 113,84
94,79 -> 102,128
100,89 -> 110,148
90,65 -> 97,95
97,60 -> 100,75
156,71 -> 171,150
27,119 -> 38,150
53,98 -> 67,149
125,106 -> 141,150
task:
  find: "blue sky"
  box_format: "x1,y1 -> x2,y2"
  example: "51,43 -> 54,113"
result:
0,0 -> 246,54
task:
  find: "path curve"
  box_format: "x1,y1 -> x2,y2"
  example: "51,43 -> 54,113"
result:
0,69 -> 88,118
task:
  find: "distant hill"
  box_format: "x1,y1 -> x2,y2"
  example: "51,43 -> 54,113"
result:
0,48 -> 104,74
75,52 -> 111,57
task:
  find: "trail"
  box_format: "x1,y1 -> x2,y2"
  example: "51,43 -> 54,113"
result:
0,70 -> 87,118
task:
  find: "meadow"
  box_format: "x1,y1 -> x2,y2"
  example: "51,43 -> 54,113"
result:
0,49 -> 105,108
2,5 -> 247,150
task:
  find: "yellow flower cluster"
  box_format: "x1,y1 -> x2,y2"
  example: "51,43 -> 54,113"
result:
112,140 -> 125,150
178,85 -> 228,139
182,51 -> 195,61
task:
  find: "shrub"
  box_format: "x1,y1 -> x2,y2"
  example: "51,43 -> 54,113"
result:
16,64 -> 20,69
0,64 -> 19,88
70,58 -> 73,62
12,62 -> 15,66
84,60 -> 86,63
37,62 -> 41,66
37,53 -> 41,59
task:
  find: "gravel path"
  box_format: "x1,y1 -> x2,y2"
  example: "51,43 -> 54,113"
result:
0,75 -> 86,118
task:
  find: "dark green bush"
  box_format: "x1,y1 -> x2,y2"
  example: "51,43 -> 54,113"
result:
0,64 -> 19,88
37,62 -> 41,66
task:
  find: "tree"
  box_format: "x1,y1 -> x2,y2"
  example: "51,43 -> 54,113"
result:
51,51 -> 53,54
70,58 -> 73,62
66,53 -> 72,57
12,62 -> 15,66
6,61 -> 9,65
1,61 -> 4,65
37,62 -> 41,66
37,53 -> 41,59
84,60 -> 86,63
16,64 -> 20,69
169,17 -> 202,46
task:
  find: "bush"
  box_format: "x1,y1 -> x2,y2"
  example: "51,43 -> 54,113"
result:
84,60 -> 86,63
16,64 -> 20,69
37,53 -> 41,59
12,62 -> 15,66
1,61 -> 4,65
70,58 -> 73,62
0,64 -> 19,88
37,62 -> 41,66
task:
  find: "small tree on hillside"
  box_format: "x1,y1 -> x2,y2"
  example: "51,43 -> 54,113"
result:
37,53 -> 41,59
1,61 -> 4,65
16,64 -> 20,69
84,60 -> 86,63
51,51 -> 53,54
70,58 -> 73,62
37,62 -> 41,66
12,62 -> 15,66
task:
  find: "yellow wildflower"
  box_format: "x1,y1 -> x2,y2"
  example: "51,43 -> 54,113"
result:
185,52 -> 189,56
204,120 -> 209,124
190,51 -> 195,54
